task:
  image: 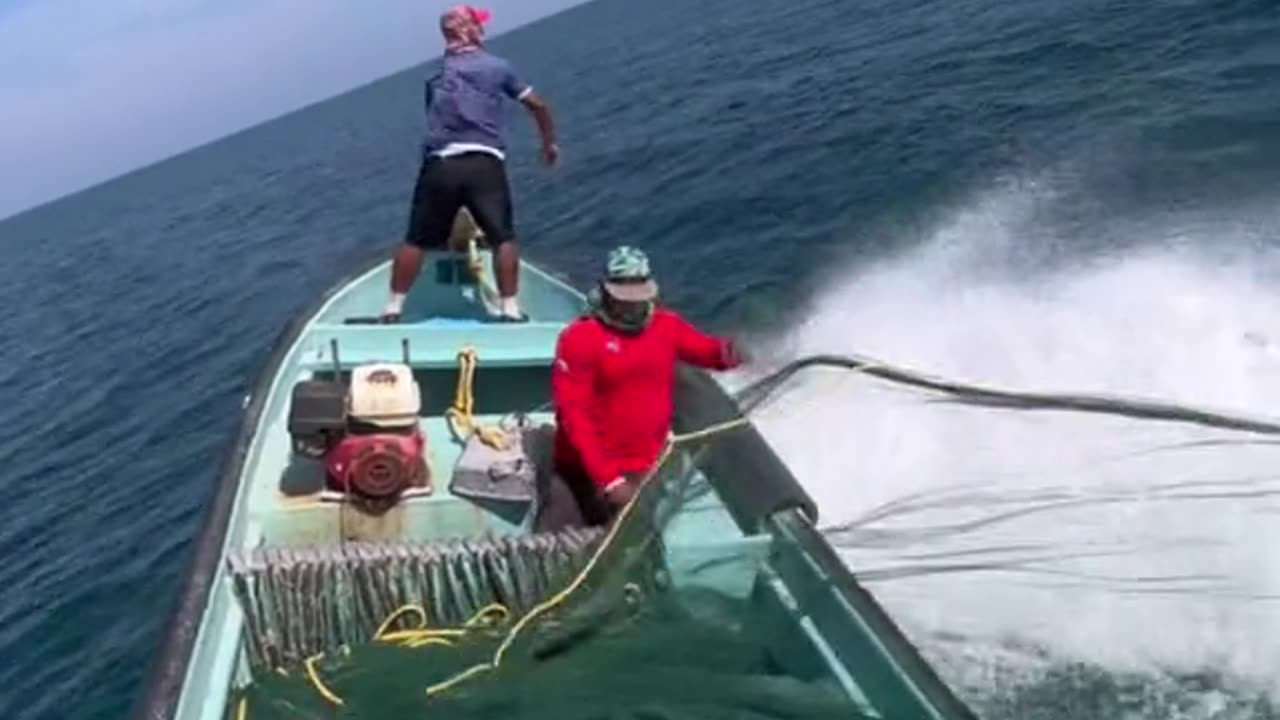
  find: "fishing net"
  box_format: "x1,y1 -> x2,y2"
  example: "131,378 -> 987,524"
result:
226,432 -> 867,720
224,343 -> 1280,720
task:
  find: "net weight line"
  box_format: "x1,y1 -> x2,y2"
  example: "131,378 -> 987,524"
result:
227,529 -> 607,670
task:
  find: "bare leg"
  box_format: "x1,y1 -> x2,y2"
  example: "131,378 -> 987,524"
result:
384,243 -> 424,320
494,240 -> 519,298
391,243 -> 424,293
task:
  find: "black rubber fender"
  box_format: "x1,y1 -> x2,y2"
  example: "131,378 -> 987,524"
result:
671,366 -> 818,533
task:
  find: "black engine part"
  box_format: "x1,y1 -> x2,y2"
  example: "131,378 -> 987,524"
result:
287,379 -> 347,458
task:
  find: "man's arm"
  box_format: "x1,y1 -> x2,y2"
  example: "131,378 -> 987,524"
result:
519,91 -> 559,166
498,61 -> 558,165
669,312 -> 743,371
551,327 -> 615,486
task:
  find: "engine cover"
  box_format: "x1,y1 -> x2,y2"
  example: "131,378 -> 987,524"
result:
325,430 -> 430,506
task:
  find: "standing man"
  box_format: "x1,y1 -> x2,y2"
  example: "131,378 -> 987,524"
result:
551,246 -> 746,524
383,5 -> 559,323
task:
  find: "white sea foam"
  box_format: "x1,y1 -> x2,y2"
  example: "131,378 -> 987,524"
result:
738,178 -> 1280,705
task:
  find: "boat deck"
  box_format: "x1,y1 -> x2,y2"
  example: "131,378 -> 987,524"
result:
234,250 -> 762,586
136,249 -> 979,720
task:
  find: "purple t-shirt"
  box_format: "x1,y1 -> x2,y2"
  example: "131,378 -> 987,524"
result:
423,49 -> 531,159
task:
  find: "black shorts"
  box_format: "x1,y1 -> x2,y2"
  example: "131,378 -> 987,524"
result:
403,151 -> 515,249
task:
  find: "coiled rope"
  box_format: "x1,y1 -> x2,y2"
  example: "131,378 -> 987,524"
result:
444,346 -> 512,450
450,206 -> 504,317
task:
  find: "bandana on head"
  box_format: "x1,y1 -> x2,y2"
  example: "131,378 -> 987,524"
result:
440,5 -> 490,53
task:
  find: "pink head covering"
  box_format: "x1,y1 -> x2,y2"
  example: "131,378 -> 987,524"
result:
440,5 -> 491,53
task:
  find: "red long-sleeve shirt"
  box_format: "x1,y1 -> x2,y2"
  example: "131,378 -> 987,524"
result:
552,309 -> 741,490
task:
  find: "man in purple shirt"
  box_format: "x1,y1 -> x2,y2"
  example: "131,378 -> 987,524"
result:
383,5 -> 559,323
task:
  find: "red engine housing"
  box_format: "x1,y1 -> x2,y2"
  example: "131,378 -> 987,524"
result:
324,429 -> 429,500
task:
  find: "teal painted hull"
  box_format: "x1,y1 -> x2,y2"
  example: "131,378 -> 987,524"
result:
130,247 -> 979,720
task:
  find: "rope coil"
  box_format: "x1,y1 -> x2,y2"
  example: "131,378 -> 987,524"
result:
445,346 -> 512,450
451,207 -> 504,316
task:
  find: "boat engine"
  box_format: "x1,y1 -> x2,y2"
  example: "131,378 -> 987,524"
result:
287,362 -> 430,510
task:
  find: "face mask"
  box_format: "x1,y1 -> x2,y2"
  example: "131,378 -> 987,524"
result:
590,285 -> 654,333
608,298 -> 654,330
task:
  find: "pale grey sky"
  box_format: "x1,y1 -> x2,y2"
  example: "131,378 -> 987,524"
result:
0,0 -> 577,219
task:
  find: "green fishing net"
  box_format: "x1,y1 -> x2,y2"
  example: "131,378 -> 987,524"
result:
227,438 -> 867,720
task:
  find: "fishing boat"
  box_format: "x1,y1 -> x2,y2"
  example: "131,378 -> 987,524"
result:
129,220 -> 980,720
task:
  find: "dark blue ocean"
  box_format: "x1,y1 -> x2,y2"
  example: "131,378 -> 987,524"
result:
4,0 -> 1280,717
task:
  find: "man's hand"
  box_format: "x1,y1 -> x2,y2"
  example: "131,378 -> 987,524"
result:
603,475 -> 638,511
543,142 -> 560,168
724,338 -> 751,368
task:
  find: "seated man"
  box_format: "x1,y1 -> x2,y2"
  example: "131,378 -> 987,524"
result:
551,246 -> 745,525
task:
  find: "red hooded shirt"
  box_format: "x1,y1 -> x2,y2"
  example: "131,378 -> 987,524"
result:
551,309 -> 741,490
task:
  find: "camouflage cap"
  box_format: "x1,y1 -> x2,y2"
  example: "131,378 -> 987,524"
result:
602,246 -> 659,302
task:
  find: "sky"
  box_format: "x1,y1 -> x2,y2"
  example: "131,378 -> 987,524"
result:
0,0 -> 576,219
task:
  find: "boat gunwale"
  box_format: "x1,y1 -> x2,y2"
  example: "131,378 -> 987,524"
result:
768,508 -> 980,720
671,368 -> 979,719
127,249 -> 390,720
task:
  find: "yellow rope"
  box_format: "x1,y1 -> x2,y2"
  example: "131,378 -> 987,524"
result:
375,604 -> 428,639
465,235 -> 488,289
465,603 -> 511,628
453,213 -> 501,313
303,602 -> 510,706
423,415 -> 751,698
377,603 -> 510,648
444,346 -> 511,450
236,696 -> 246,720
304,652 -> 344,707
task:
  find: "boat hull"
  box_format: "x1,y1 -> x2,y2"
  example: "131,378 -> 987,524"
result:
130,249 -> 978,720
